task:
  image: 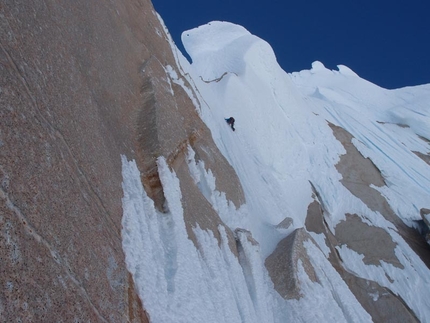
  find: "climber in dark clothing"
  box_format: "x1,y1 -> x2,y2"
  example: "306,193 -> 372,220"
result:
225,117 -> 235,131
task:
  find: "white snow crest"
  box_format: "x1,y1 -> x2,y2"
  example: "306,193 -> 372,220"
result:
182,21 -> 278,81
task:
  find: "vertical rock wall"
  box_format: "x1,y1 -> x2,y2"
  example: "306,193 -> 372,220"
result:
0,0 -> 245,321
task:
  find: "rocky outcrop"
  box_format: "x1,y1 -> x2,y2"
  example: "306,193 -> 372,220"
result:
413,151 -> 430,165
266,122 -> 424,320
421,208 -> 430,245
329,123 -> 430,268
335,214 -> 403,268
265,228 -> 319,300
413,131 -> 430,169
302,124 -> 421,322
0,0 -> 244,321
304,193 -> 419,322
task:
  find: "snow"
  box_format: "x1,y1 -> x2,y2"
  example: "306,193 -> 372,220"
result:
121,156 -> 293,323
337,235 -> 430,321
186,145 -> 249,231
122,19 -> 430,322
296,241 -> 373,323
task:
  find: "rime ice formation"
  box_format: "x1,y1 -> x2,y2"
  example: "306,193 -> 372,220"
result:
122,21 -> 430,322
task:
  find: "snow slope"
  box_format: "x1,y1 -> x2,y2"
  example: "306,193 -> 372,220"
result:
122,20 -> 430,322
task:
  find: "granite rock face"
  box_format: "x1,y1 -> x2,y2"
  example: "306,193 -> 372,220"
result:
265,228 -> 319,300
0,0 -> 244,321
421,208 -> 430,245
329,123 -> 430,268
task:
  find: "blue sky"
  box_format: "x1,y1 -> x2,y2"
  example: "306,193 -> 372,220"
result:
153,0 -> 430,89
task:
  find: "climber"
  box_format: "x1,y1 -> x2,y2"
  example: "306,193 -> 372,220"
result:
225,117 -> 235,131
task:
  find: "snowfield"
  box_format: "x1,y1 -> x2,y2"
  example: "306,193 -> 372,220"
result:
122,20 -> 430,322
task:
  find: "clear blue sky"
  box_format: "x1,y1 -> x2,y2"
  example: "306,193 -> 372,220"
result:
153,0 -> 430,89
